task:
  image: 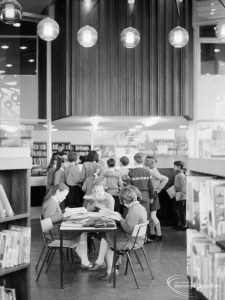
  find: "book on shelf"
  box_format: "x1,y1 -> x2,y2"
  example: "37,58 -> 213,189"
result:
186,176 -> 212,228
0,287 -> 16,300
0,184 -> 14,218
0,226 -> 31,270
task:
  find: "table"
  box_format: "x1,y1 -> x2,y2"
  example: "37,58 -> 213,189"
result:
60,225 -> 117,288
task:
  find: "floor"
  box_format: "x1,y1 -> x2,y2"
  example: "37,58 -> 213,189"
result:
30,220 -> 196,300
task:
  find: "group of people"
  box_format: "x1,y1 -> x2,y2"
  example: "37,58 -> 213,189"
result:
42,150 -> 186,280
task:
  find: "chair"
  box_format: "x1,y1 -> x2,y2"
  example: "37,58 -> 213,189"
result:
35,216 -> 77,282
113,221 -> 154,289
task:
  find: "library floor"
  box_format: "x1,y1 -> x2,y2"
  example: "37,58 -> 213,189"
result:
30,219 -> 194,300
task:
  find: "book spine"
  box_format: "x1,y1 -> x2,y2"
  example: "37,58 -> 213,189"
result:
0,185 -> 14,217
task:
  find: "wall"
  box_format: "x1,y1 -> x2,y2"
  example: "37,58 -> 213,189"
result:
20,76 -> 38,119
39,0 -> 193,120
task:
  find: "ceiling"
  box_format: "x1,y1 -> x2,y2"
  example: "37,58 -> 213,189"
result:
51,116 -> 188,131
20,0 -> 48,14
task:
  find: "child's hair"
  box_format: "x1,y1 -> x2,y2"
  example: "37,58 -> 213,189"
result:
67,151 -> 78,162
174,160 -> 185,169
134,152 -> 144,164
146,155 -> 157,162
47,153 -> 59,171
44,183 -> 69,203
129,185 -> 142,202
55,157 -> 67,172
107,158 -> 115,167
120,156 -> 129,166
119,186 -> 137,205
86,150 -> 99,162
93,176 -> 105,186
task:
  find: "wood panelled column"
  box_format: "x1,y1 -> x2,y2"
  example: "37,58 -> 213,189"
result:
47,0 -> 193,120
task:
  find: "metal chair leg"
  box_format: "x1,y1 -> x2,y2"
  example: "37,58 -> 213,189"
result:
35,244 -> 46,271
45,249 -> 56,273
134,250 -> 144,271
126,252 -> 139,289
141,247 -> 154,280
36,249 -> 51,282
125,255 -> 129,275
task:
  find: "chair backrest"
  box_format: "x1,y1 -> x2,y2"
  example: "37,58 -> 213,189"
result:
39,215 -> 54,245
131,221 -> 149,249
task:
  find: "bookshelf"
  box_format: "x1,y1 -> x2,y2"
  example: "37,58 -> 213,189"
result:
0,156 -> 32,300
32,142 -> 47,175
71,144 -> 91,157
186,157 -> 225,300
52,142 -> 71,155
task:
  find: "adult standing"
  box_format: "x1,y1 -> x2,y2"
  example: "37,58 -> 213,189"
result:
174,160 -> 187,231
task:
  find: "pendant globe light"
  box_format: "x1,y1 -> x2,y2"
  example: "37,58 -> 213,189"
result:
0,0 -> 22,24
169,26 -> 189,48
169,0 -> 189,48
121,27 -> 140,48
77,25 -> 98,48
121,0 -> 140,48
37,17 -> 59,42
215,0 -> 225,40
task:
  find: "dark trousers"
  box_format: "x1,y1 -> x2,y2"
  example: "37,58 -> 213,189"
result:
112,195 -> 122,213
66,185 -> 84,208
176,200 -> 186,227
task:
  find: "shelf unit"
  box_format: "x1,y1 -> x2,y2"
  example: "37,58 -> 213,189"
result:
32,142 -> 47,175
52,142 -> 71,155
154,139 -> 188,156
0,157 -> 32,300
187,157 -> 225,300
70,144 -> 91,157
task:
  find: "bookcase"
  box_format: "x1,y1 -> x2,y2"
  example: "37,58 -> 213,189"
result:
71,144 -> 91,157
52,142 -> 71,155
32,142 -> 47,175
186,158 -> 225,300
0,156 -> 32,300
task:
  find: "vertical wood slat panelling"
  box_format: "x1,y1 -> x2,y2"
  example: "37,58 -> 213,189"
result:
51,0 -> 71,120
38,38 -> 47,119
49,0 -> 193,120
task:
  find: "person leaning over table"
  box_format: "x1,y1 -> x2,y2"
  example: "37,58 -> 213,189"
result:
42,183 -> 93,268
82,176 -> 115,271
99,185 -> 147,281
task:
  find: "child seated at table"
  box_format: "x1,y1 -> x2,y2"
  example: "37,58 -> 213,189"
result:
99,185 -> 147,280
42,183 -> 92,268
83,176 -> 115,271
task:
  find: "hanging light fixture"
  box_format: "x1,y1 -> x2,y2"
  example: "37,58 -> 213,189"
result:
215,0 -> 225,40
169,0 -> 189,48
215,21 -> 225,40
0,0 -> 22,24
77,25 -> 98,48
37,17 -> 59,42
120,27 -> 140,48
168,26 -> 189,48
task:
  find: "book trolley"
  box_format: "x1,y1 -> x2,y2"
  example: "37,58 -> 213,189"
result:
0,155 -> 32,300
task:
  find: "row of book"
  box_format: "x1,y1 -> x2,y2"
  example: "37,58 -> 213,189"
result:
0,185 -> 14,218
187,229 -> 225,300
0,226 -> 31,269
0,286 -> 16,300
186,176 -> 225,241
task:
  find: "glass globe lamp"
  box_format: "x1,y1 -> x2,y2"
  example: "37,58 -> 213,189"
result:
168,26 -> 189,48
37,18 -> 60,42
215,21 -> 225,40
120,27 -> 140,48
0,0 -> 22,24
77,25 -> 98,48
